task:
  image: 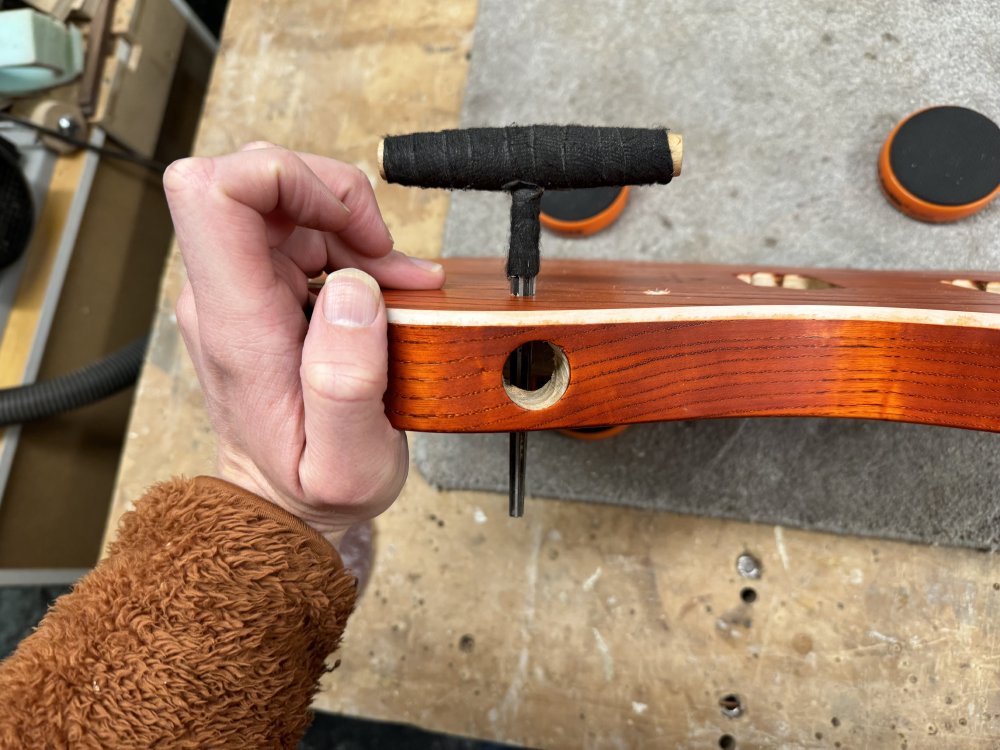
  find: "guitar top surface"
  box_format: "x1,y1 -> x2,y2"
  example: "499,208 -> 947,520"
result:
383,257 -> 1000,321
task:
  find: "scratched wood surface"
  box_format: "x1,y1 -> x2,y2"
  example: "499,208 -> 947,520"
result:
106,1 -> 1000,747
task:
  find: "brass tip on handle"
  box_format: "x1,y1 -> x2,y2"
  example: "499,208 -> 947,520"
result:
668,132 -> 683,176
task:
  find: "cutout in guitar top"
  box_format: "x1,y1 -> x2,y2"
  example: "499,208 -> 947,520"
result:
736,272 -> 839,290
942,279 -> 1000,294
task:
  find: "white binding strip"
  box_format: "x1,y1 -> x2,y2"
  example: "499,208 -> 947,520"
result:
386,304 -> 1000,330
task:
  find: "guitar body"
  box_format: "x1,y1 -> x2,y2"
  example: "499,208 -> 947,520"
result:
383,258 -> 1000,434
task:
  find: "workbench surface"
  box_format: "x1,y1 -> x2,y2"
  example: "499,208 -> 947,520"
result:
107,1 -> 1000,747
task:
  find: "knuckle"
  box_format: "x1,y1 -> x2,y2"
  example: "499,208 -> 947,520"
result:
347,165 -> 374,198
240,140 -> 279,152
201,345 -> 242,382
162,156 -> 214,195
348,164 -> 369,187
302,364 -> 385,404
336,165 -> 368,202
266,147 -> 298,173
260,150 -> 307,196
341,167 -> 388,239
174,285 -> 197,331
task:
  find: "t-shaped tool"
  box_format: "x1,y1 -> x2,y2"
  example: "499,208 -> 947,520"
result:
378,125 -> 683,516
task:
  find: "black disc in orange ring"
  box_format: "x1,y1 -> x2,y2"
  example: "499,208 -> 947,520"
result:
540,185 -> 630,236
879,106 -> 1000,223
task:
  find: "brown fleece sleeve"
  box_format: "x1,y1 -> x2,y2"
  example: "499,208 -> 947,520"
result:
0,476 -> 357,749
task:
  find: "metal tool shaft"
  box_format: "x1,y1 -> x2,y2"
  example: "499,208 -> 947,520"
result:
509,430 -> 527,517
507,187 -> 542,517
508,302 -> 533,517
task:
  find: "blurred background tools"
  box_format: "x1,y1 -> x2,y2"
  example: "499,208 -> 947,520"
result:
0,8 -> 82,96
0,135 -> 33,270
0,0 -> 214,578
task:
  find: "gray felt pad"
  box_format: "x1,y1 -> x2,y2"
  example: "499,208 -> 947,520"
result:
415,0 -> 1000,548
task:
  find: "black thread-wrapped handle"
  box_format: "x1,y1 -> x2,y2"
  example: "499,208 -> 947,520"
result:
379,125 -> 682,191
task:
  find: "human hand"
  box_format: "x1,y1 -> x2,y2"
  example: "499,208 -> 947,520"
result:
163,143 -> 444,545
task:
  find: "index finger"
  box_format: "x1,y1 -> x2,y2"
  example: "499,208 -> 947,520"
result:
294,152 -> 396,258
234,145 -> 396,258
164,148 -> 386,324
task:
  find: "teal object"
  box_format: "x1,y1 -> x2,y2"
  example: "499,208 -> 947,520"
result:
0,9 -> 83,96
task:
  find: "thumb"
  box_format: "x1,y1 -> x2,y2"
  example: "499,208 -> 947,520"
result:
299,269 -> 407,523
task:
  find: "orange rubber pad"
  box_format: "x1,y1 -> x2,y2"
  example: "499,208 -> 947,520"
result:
879,106 -> 1000,223
540,186 -> 630,236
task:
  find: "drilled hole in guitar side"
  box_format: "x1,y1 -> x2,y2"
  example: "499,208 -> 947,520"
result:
502,341 -> 569,411
736,272 -> 839,290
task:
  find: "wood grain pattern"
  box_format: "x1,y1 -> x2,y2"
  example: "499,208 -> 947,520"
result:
384,258 -> 1000,433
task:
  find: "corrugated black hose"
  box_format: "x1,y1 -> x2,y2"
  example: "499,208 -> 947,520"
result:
0,336 -> 149,427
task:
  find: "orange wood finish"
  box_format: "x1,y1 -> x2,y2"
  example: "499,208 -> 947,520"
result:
382,258 -> 1000,433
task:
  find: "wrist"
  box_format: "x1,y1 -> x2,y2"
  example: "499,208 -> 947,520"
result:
215,450 -> 348,547
190,476 -> 344,563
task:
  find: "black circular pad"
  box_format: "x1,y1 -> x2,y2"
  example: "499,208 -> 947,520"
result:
0,136 -> 34,270
540,186 -> 623,221
889,106 -> 1000,206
